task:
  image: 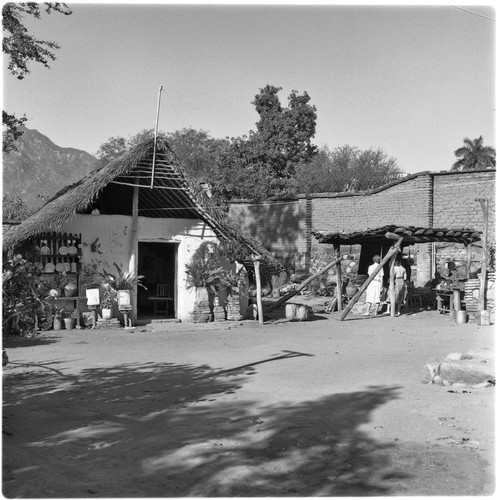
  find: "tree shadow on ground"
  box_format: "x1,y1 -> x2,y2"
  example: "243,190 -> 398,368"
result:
4,359 -> 405,497
3,334 -> 60,349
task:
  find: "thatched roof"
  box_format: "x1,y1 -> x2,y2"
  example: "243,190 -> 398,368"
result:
313,224 -> 482,246
3,138 -> 281,269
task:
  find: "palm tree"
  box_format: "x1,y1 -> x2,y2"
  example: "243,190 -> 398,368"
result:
451,136 -> 496,171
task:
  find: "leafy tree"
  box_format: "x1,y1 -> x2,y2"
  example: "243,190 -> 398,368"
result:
211,85 -> 318,201
451,136 -> 496,171
95,136 -> 128,165
2,254 -> 49,336
294,145 -> 403,194
166,128 -> 227,182
2,2 -> 72,152
2,111 -> 26,153
3,194 -> 34,220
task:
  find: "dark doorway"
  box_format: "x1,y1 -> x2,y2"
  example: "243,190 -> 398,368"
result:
358,243 -> 392,285
137,242 -> 177,318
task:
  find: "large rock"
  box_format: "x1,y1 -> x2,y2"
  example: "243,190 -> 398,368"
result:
425,350 -> 495,386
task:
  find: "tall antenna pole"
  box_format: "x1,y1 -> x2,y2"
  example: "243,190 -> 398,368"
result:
151,85 -> 164,189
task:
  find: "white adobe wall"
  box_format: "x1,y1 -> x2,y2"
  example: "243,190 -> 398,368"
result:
59,214 -> 220,321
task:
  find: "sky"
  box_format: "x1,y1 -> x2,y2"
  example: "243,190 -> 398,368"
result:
2,2 -> 495,175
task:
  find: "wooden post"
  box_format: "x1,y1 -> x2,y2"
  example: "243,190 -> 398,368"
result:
389,252 -> 396,317
333,242 -> 342,311
477,198 -> 489,311
466,242 -> 472,279
129,186 -> 139,323
253,257 -> 264,324
340,235 -> 403,321
266,256 -> 343,312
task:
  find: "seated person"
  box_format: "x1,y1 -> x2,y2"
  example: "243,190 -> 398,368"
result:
425,272 -> 442,289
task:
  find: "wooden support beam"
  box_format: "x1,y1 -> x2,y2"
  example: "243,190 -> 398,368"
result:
266,256 -> 344,313
333,242 -> 342,311
466,242 -> 472,279
389,251 -> 396,317
253,257 -> 264,324
339,238 -> 403,321
477,198 -> 489,311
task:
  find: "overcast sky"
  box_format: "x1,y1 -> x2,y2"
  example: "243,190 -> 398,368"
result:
3,2 -> 495,174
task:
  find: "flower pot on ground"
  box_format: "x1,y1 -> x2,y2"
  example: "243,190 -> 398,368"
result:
101,308 -> 113,320
63,317 -> 76,330
185,242 -> 229,322
53,317 -> 63,330
101,263 -> 146,317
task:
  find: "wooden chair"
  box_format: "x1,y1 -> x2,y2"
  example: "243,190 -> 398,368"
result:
150,284 -> 172,316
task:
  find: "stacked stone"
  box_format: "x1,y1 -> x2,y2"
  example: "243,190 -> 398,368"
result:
97,318 -> 121,329
464,279 -> 480,319
226,295 -> 243,321
213,304 -> 226,322
191,300 -> 212,323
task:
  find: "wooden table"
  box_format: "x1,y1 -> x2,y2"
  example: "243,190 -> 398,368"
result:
436,289 -> 462,315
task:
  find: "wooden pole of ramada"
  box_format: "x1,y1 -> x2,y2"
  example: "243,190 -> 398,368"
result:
253,256 -> 264,324
265,256 -> 345,313
477,198 -> 489,312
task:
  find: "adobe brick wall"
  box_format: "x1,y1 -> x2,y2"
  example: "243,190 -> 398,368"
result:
310,174 -> 433,237
228,198 -> 308,254
433,171 -> 495,239
229,169 -> 495,283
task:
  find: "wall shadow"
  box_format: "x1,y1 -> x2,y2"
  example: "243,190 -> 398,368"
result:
4,359 -> 405,497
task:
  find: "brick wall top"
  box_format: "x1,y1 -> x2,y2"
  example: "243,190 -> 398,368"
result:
228,169 -> 495,253
433,170 -> 495,240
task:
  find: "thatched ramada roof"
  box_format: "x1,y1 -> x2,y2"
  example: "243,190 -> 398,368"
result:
3,138 -> 281,270
313,225 -> 482,246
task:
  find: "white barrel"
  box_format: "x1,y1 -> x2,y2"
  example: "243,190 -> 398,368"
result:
456,310 -> 467,324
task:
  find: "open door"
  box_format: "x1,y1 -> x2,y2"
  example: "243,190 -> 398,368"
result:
137,242 -> 178,319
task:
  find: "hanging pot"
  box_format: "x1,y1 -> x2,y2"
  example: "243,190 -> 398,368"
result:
345,284 -> 358,298
64,282 -> 78,297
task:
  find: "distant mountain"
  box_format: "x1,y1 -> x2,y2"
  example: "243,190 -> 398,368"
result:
2,128 -> 99,208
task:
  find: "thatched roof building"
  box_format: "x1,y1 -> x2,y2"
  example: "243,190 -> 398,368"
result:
3,138 -> 280,270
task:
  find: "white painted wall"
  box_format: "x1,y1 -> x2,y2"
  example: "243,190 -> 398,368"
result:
59,214 -> 220,321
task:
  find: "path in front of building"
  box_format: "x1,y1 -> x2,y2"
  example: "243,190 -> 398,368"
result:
2,310 -> 495,497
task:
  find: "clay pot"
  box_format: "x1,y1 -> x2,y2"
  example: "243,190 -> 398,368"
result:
64,282 -> 78,297
117,290 -> 131,308
345,284 -> 358,298
63,318 -> 76,330
101,308 -> 113,320
53,318 -> 63,331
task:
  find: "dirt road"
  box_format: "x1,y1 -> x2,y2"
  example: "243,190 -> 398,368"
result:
2,310 -> 495,497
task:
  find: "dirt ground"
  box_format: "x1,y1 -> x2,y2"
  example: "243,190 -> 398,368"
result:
2,305 -> 495,497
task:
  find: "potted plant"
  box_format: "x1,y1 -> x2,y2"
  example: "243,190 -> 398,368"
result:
62,309 -> 77,330
224,270 -> 246,321
52,307 -> 66,330
185,242 -> 228,301
81,263 -> 103,307
101,263 -> 146,310
100,284 -> 117,320
185,242 -> 229,322
48,271 -> 67,298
